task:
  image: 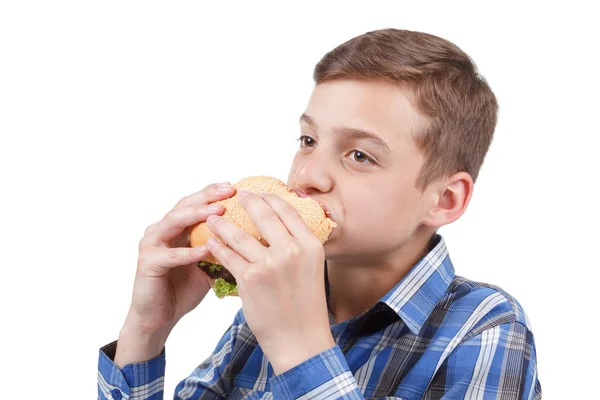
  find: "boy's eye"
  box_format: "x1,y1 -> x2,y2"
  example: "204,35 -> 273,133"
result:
297,136 -> 316,147
348,150 -> 376,165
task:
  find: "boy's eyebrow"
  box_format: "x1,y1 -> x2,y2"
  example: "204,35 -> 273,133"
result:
299,112 -> 391,153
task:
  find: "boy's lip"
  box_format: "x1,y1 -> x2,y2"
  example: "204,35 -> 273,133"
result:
291,188 -> 332,218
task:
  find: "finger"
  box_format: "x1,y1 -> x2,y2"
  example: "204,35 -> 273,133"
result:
205,214 -> 265,263
259,192 -> 316,241
173,182 -> 236,210
237,191 -> 292,246
140,245 -> 212,275
144,222 -> 159,236
205,236 -> 248,279
143,222 -> 188,248
141,204 -> 224,248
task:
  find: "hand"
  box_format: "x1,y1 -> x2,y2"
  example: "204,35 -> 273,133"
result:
115,182 -> 235,367
205,190 -> 335,374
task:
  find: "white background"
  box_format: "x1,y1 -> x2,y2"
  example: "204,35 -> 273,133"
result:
1,1 -> 598,399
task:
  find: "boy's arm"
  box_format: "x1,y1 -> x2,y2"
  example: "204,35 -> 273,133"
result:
423,322 -> 541,399
97,309 -> 244,400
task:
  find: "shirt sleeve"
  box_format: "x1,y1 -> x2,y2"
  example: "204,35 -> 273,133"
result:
97,340 -> 166,400
97,309 -> 245,400
269,345 -> 365,400
424,322 -> 542,399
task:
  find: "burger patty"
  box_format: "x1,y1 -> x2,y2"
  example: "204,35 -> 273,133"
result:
197,262 -> 237,284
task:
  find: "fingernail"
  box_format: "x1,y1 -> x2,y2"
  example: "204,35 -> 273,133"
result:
207,237 -> 218,247
207,215 -> 220,223
217,183 -> 232,192
207,203 -> 220,211
195,245 -> 207,254
259,192 -> 268,197
239,190 -> 250,198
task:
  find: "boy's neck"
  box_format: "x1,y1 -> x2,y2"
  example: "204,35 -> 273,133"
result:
326,227 -> 436,324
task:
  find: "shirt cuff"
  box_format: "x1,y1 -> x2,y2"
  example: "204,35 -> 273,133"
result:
98,340 -> 166,400
269,345 -> 361,400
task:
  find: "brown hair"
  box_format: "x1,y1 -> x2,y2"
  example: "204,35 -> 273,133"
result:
313,28 -> 498,190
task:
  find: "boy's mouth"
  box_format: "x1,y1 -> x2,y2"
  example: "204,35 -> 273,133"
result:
318,200 -> 332,217
292,189 -> 332,218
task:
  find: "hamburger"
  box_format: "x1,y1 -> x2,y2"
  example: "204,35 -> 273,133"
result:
190,176 -> 337,298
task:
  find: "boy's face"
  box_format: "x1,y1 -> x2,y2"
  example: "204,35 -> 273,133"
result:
287,79 -> 437,264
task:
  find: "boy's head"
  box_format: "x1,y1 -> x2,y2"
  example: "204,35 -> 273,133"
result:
286,28 -> 498,264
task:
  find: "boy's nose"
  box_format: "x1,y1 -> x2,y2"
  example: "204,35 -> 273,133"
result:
292,156 -> 333,195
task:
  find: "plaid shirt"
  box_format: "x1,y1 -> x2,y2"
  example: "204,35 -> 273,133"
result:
98,234 -> 541,399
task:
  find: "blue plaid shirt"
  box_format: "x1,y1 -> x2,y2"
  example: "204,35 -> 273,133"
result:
98,234 -> 541,399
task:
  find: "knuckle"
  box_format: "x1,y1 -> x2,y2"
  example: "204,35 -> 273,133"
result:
243,267 -> 262,284
263,254 -> 277,269
281,240 -> 301,259
144,223 -> 157,236
174,194 -> 193,209
163,209 -> 176,224
165,207 -> 185,224
233,229 -> 248,244
258,208 -> 279,222
166,248 -> 180,261
138,236 -> 149,250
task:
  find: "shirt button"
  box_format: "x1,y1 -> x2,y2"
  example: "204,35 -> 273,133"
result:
110,388 -> 123,400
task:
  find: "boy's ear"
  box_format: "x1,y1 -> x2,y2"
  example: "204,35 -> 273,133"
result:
423,172 -> 474,228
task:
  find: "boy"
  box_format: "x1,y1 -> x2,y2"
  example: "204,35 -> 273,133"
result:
98,28 -> 541,399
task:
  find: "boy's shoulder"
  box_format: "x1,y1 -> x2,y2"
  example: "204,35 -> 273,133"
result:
440,274 -> 534,339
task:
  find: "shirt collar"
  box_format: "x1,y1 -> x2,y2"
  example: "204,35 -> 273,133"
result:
325,234 -> 455,336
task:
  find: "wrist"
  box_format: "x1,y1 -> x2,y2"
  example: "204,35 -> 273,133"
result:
114,321 -> 172,368
269,334 -> 336,375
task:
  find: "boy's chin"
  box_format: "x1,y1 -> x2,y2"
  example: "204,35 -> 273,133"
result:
323,233 -> 348,259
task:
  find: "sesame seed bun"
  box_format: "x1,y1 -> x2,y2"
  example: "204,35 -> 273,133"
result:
190,175 -> 337,261
189,176 -> 337,297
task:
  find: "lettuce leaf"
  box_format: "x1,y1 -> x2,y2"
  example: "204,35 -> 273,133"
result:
213,278 -> 238,299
